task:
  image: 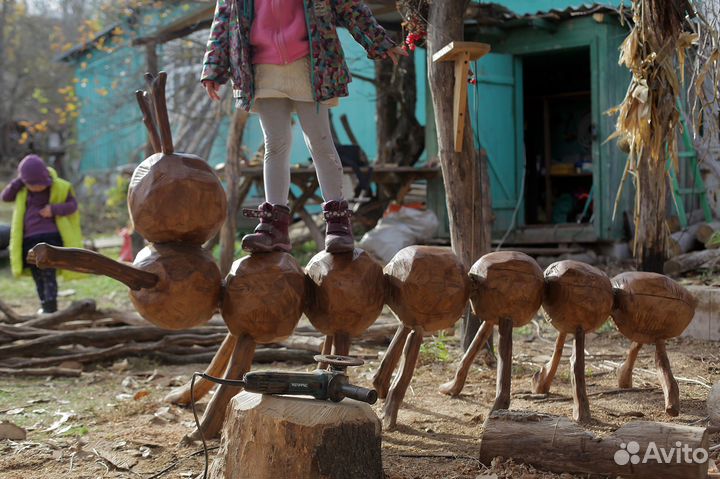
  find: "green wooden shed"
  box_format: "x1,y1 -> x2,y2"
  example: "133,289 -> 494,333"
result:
428,1 -> 632,245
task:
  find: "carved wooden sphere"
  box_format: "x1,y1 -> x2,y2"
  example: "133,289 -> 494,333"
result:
128,153 -> 227,244
130,243 -> 222,330
469,251 -> 544,328
304,248 -> 385,337
611,272 -> 697,344
384,245 -> 470,332
222,252 -> 305,344
542,260 -> 613,334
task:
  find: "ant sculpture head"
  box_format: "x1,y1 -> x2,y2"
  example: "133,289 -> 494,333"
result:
128,72 -> 227,245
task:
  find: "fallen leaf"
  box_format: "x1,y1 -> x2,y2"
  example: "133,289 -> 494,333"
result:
121,376 -> 139,390
57,289 -> 76,297
115,394 -> 133,401
5,408 -> 25,415
0,421 -> 27,440
44,412 -> 75,432
52,449 -> 62,460
151,406 -> 179,425
134,390 -> 150,401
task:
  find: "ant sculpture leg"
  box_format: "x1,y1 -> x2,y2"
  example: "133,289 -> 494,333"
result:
190,334 -> 256,440
166,333 -> 237,405
655,339 -> 680,416
439,321 -> 493,396
372,325 -> 412,399
382,327 -> 424,430
492,318 -> 514,411
617,341 -> 643,389
531,333 -> 567,394
570,326 -> 591,423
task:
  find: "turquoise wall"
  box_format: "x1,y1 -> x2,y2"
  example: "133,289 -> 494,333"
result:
74,38 -> 146,173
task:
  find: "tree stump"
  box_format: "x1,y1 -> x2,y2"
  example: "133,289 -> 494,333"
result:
208,392 -> 382,479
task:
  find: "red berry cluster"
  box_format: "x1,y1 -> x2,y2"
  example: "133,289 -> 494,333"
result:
403,30 -> 426,52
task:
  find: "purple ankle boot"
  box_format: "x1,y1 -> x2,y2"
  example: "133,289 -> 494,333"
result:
241,202 -> 292,253
323,200 -> 354,253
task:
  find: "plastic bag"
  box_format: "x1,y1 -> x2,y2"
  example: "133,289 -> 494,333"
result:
359,207 -> 439,263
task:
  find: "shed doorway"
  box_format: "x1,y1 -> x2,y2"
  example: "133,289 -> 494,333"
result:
522,48 -> 594,226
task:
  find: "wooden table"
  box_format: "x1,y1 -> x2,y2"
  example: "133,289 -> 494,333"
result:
235,165 -> 440,247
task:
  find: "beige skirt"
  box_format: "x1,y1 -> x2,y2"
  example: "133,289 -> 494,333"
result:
253,56 -> 339,108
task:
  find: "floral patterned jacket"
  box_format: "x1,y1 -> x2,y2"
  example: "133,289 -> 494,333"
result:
201,0 -> 395,111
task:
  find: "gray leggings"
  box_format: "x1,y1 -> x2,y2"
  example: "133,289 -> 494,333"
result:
255,98 -> 344,205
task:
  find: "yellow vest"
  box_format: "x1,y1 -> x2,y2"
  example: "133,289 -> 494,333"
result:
9,168 -> 83,279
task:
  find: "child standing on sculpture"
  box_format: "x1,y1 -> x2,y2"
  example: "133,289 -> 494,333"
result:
1,155 -> 83,313
201,0 -> 406,253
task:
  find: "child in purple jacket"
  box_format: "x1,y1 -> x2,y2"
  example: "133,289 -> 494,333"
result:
1,155 -> 80,313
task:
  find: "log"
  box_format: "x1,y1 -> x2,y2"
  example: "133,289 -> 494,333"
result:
0,325 -> 226,359
663,249 -> 720,275
0,367 -> 81,377
19,300 -> 97,329
708,382 -> 720,426
479,410 -> 709,479
668,224 -> 703,257
695,221 -> 720,244
208,392 -> 382,479
0,299 -> 33,324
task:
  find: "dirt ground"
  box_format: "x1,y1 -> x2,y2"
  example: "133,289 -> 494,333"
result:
0,311 -> 718,479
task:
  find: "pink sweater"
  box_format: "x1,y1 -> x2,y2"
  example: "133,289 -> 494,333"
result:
251,0 -> 310,65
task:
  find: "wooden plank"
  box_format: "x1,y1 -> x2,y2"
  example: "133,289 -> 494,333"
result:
432,41 -> 491,63
453,51 -> 471,152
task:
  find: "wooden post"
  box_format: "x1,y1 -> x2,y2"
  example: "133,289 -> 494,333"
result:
617,341 -> 643,389
382,327 -> 423,431
635,153 -> 668,273
492,318 -> 513,411
439,321 -> 493,396
427,1 -> 493,351
372,325 -> 410,399
531,333 -> 566,394
571,327 -> 591,422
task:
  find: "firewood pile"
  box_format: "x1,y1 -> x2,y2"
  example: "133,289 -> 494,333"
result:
663,215 -> 720,276
0,297 -> 397,377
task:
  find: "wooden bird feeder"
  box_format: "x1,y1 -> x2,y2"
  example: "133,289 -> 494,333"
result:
431,41 -> 491,152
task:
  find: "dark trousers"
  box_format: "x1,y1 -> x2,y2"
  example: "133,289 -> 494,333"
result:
22,232 -> 62,312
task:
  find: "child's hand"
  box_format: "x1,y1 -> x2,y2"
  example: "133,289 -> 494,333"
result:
39,205 -> 53,218
202,80 -> 221,101
387,46 -> 409,65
